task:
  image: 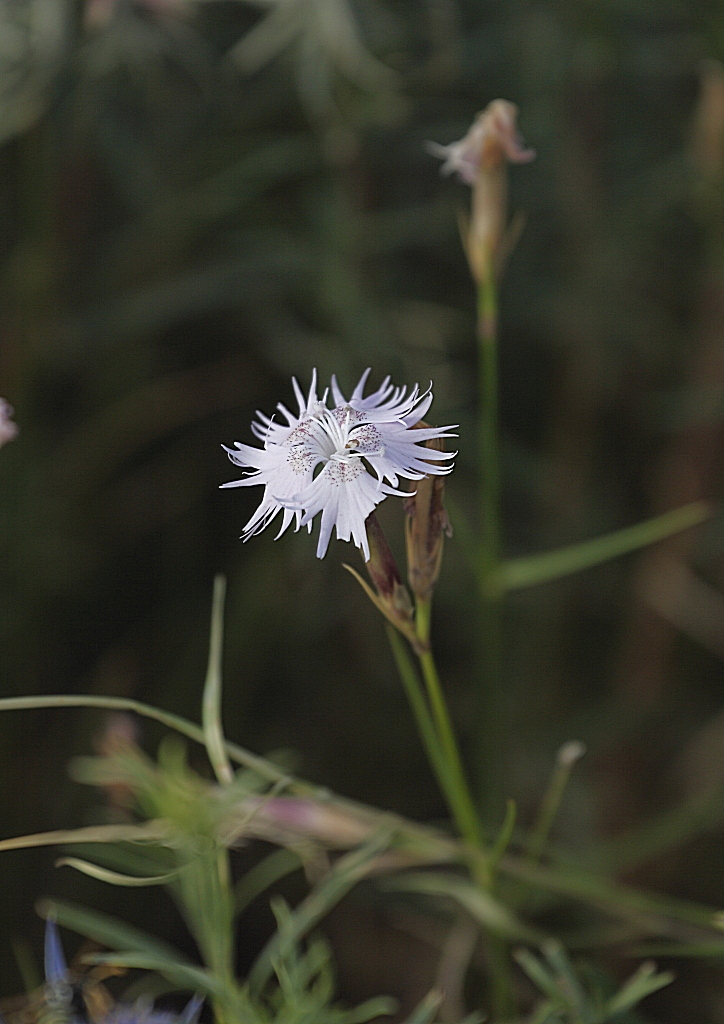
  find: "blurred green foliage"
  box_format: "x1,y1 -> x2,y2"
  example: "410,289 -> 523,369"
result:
2,0 -> 724,1019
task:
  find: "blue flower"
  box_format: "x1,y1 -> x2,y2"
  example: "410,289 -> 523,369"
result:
42,920 -> 203,1024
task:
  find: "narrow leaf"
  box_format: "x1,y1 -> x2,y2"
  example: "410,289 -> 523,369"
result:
513,949 -> 561,1001
80,952 -> 224,1001
489,799 -> 517,869
55,858 -> 178,887
621,941 -> 724,957
37,899 -> 194,970
541,940 -> 591,1022
606,961 -> 674,1015
493,502 -> 710,593
0,694 -> 288,785
235,847 -> 302,915
401,990 -> 443,1024
343,996 -> 397,1023
201,575 -> 233,785
248,827 -> 394,997
384,873 -> 544,944
0,822 -> 169,853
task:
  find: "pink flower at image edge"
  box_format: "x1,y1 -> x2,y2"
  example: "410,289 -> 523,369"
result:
0,400 -> 17,448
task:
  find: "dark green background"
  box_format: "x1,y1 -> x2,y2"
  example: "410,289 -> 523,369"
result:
1,0 -> 723,1018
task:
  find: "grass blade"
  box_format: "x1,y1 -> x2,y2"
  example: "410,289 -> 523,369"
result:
201,575 -> 233,786
493,502 -> 710,593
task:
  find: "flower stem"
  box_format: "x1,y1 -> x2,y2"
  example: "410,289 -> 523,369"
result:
478,276 -> 501,567
475,265 -> 518,1017
476,271 -> 506,821
385,624 -> 451,792
414,599 -> 490,887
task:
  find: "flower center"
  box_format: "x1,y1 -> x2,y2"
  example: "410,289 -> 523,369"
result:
285,407 -> 383,475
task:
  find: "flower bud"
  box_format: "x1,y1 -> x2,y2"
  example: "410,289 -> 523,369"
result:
691,60 -> 724,182
427,100 -> 535,284
556,739 -> 586,768
344,513 -> 419,648
404,430 -> 453,603
366,513 -> 414,616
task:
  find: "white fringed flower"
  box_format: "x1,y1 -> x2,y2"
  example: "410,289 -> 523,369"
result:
222,370 -> 456,560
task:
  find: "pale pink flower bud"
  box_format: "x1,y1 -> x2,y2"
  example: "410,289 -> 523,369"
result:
427,100 -> 535,284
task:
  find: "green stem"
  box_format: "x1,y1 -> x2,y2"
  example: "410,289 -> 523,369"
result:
201,575 -> 234,786
527,744 -> 585,866
476,273 -> 506,821
478,274 -> 501,577
0,694 -> 287,785
385,625 -> 449,786
414,600 -> 489,886
476,270 -> 515,1015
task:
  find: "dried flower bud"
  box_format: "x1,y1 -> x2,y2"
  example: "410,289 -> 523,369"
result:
405,428 -> 453,603
691,61 -> 724,182
427,100 -> 535,284
556,740 -> 586,768
93,714 -> 140,817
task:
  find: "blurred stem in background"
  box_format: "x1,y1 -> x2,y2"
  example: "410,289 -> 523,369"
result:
426,102 -> 536,822
476,267 -> 505,824
472,266 -> 516,1021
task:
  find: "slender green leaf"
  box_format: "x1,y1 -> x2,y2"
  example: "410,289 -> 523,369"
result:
527,743 -> 587,866
0,822 -> 169,853
541,941 -> 593,1023
201,575 -> 233,786
492,502 -> 710,593
527,1002 -> 562,1024
0,694 -> 288,785
621,942 -> 724,958
384,872 -> 544,944
247,827 -> 394,998
490,799 -> 517,870
11,937 -> 41,995
37,899 -> 194,971
80,952 -> 224,1001
606,962 -> 674,1015
513,949 -> 561,1001
55,858 -> 178,887
58,841 -> 176,877
342,997 -> 397,1023
400,990 -> 443,1024
235,847 -> 302,915
500,853 -> 724,938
